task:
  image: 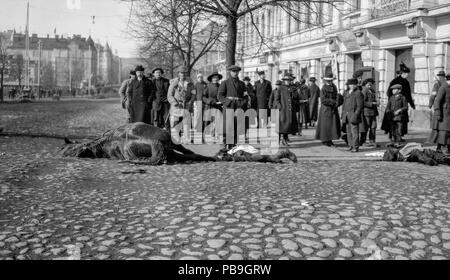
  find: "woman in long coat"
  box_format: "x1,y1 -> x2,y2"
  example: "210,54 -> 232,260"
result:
315,74 -> 342,146
429,75 -> 450,153
274,75 -> 298,146
203,72 -> 223,140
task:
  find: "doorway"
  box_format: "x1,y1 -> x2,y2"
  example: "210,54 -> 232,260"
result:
395,48 -> 415,93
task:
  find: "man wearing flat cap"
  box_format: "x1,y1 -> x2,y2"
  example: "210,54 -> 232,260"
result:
341,78 -> 364,153
383,84 -> 408,146
254,70 -> 273,127
152,68 -> 170,130
167,66 -> 196,143
119,70 -> 136,122
218,65 -> 248,149
126,65 -> 156,124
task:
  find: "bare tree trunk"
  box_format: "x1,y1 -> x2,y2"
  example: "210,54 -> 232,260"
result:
226,16 -> 238,73
0,69 -> 4,102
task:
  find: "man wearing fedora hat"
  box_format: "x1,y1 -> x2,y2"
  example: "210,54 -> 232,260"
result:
167,66 -> 196,144
315,73 -> 342,146
126,65 -> 155,124
254,70 -> 273,128
308,77 -> 320,127
218,65 -> 248,149
152,67 -> 170,130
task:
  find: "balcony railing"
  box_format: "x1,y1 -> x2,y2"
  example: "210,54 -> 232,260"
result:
371,0 -> 410,19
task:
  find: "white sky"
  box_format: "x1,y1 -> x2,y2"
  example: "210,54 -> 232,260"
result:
0,0 -> 138,58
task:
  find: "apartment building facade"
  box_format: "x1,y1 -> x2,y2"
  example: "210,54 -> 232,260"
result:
3,31 -> 121,90
205,0 -> 450,129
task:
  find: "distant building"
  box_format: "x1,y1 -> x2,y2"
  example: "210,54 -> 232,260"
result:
2,30 -> 121,90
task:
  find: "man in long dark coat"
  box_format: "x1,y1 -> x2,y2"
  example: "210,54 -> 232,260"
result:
382,63 -> 415,138
342,78 -> 364,153
273,74 -> 298,146
308,77 -> 320,127
126,65 -> 155,124
315,73 -> 342,146
151,68 -> 170,130
296,78 -> 311,135
218,65 -> 249,149
254,71 -> 272,127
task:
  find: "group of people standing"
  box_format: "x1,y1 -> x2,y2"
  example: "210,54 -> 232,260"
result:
119,63 -> 450,154
119,64 -> 322,149
312,72 -> 381,153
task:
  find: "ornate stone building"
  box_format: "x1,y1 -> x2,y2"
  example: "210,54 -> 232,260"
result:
211,0 -> 450,129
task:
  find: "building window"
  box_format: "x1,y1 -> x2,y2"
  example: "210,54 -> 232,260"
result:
304,3 -> 311,28
353,0 -> 361,11
326,3 -> 333,23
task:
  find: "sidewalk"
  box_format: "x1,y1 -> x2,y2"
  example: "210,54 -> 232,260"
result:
186,127 -> 434,161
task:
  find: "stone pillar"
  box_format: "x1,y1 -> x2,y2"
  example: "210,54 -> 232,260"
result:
404,16 -> 437,128
380,49 -> 395,105
337,54 -> 347,94
310,59 -> 320,84
433,43 -> 446,74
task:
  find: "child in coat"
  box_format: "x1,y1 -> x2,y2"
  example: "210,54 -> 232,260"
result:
385,84 -> 408,147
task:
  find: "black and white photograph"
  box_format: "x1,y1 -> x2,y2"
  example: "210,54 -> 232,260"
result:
1,0 -> 450,267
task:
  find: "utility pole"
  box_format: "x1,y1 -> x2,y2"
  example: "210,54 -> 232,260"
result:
37,40 -> 41,97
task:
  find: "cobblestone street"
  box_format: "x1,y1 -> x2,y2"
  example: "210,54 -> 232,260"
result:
0,99 -> 449,260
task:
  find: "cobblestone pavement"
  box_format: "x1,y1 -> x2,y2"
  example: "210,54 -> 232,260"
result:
1,136 -> 449,260
0,99 -> 449,260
